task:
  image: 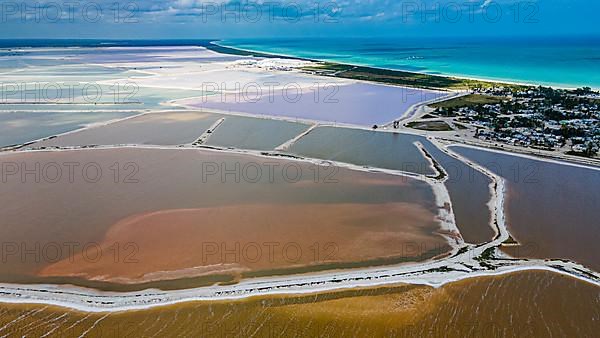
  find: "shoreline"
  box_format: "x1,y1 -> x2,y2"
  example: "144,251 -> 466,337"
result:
208,42 -> 501,91
212,41 -> 599,91
0,266 -> 597,314
1,248 -> 598,313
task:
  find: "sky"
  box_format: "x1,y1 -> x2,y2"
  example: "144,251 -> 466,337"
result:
0,0 -> 598,39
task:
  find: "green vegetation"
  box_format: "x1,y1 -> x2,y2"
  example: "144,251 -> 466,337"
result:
406,121 -> 453,131
573,267 -> 599,281
475,247 -> 499,270
303,63 -> 524,90
419,146 -> 447,180
427,266 -> 454,273
476,247 -> 497,262
453,246 -> 470,257
206,43 -> 300,60
567,148 -> 599,158
429,94 -> 504,109
502,235 -> 519,246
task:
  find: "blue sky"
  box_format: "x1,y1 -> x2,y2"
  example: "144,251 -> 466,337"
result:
0,0 -> 598,39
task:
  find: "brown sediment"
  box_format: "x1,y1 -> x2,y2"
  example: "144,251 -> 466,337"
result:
39,203 -> 446,284
0,147 -> 443,286
0,271 -> 598,337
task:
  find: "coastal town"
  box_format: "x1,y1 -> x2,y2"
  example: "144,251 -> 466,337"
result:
421,86 -> 600,158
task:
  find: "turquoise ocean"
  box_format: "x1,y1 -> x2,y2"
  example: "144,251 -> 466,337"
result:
220,37 -> 600,89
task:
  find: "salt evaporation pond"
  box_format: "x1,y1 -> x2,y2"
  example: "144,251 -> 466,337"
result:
452,146 -> 600,271
0,147 -> 448,290
191,82 -> 445,126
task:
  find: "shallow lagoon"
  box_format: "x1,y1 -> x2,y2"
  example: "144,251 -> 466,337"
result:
33,111 -> 224,147
288,127 -> 495,244
0,63 -> 145,83
1,84 -> 203,112
34,111 -> 312,150
452,146 -> 600,271
288,127 -> 435,176
0,47 -> 244,147
420,142 -> 494,244
191,82 -> 445,126
0,147 -> 446,288
0,110 -> 135,147
0,83 -> 207,147
205,115 -> 311,150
